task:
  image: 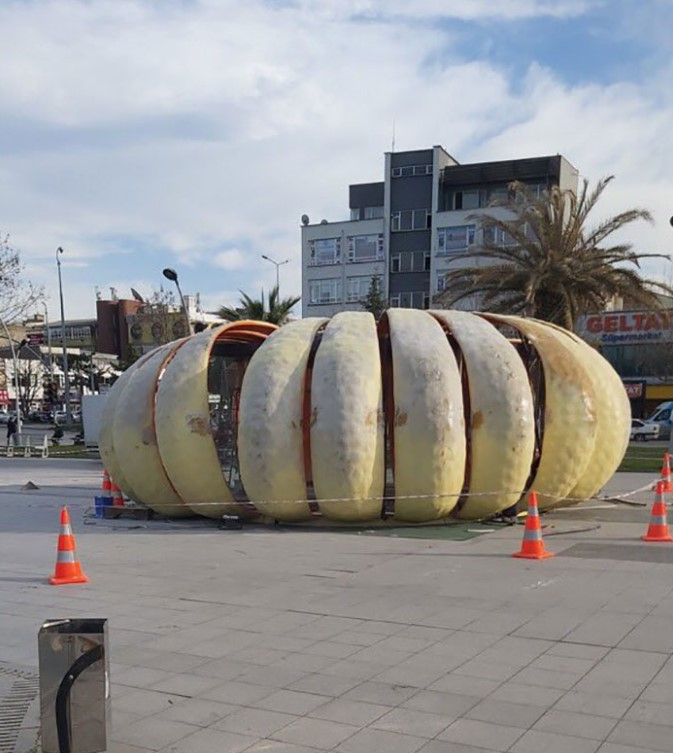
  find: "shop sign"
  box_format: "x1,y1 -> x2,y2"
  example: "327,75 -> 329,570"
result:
623,381 -> 645,399
576,311 -> 673,345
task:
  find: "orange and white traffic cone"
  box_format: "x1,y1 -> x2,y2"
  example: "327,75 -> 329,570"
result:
110,481 -> 124,507
513,491 -> 554,560
642,481 -> 673,543
661,453 -> 672,494
49,506 -> 89,585
102,469 -> 112,497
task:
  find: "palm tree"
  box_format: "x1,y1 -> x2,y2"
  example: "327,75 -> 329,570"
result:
218,285 -> 300,325
436,177 -> 672,329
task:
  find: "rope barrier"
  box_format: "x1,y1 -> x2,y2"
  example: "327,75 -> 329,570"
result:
147,475 -> 662,510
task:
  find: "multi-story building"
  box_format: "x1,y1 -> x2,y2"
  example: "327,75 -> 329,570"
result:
301,145 -> 578,316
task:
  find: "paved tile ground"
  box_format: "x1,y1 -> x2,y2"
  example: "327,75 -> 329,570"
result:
1,459 -> 672,752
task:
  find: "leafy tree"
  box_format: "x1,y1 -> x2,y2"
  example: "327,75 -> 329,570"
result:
0,233 -> 43,322
218,285 -> 300,325
361,275 -> 388,320
436,177 -> 672,329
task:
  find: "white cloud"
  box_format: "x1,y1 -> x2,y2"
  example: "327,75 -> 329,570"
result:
0,0 -> 671,322
213,249 -> 246,270
275,0 -> 596,21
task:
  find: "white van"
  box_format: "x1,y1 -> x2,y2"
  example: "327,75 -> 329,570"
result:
647,401 -> 673,439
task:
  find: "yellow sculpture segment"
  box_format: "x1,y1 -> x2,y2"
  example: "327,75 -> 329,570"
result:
113,342 -> 191,517
536,320 -> 631,502
102,310 -> 629,523
432,311 -> 536,520
311,312 -> 385,521
485,315 -> 598,510
387,309 -> 465,522
238,318 -> 326,521
155,325 -> 246,519
99,348 -> 157,503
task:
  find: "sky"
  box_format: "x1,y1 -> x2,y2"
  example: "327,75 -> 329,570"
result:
2,0 -> 673,320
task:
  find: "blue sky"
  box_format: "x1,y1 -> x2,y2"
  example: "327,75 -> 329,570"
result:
2,0 -> 673,319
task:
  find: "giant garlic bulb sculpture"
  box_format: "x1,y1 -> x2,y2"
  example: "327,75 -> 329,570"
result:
99,310 -> 630,523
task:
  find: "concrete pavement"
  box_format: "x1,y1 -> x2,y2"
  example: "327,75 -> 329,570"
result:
1,458 -> 673,752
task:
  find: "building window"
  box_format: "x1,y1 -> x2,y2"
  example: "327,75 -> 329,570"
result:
424,252 -> 431,271
392,165 -> 432,178
452,190 -> 481,210
437,225 -> 476,255
436,275 -> 447,293
364,206 -> 384,219
346,275 -> 384,303
64,326 -> 93,340
309,278 -> 342,304
527,183 -> 547,199
390,295 -> 401,307
308,238 -> 341,266
347,234 -> 384,263
391,209 -> 431,232
487,185 -> 510,204
350,208 -> 360,221
423,293 -> 430,309
391,254 -> 401,273
483,226 -> 518,247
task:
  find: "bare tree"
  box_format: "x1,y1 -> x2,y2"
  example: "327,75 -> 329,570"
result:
16,360 -> 43,416
0,233 -> 43,322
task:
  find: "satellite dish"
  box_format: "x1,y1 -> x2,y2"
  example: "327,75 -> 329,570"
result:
130,288 -> 145,303
301,214 -> 310,226
320,219 -> 328,225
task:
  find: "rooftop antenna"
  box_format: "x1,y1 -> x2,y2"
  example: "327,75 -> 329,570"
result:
391,118 -> 396,153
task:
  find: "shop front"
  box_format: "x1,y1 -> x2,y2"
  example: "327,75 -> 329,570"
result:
576,310 -> 673,418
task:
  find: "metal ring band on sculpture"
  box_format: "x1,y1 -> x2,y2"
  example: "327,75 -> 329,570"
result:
99,311 -> 631,523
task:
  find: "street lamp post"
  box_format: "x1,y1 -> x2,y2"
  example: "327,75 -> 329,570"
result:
42,301 -> 54,385
261,255 -> 289,294
162,268 -> 193,335
56,247 -> 72,424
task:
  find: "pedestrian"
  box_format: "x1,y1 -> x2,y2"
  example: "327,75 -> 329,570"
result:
6,415 -> 17,444
52,422 -> 64,446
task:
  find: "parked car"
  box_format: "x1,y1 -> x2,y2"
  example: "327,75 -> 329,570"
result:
630,419 -> 660,442
646,402 -> 673,440
28,410 -> 52,424
0,412 -> 9,424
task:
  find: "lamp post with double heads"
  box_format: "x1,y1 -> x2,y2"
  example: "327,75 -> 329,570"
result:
162,267 -> 193,335
261,255 -> 289,295
56,247 -> 72,424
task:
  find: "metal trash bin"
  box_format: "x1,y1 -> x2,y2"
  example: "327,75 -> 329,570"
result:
38,619 -> 110,753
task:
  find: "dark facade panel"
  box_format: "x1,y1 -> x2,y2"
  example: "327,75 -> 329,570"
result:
349,182 -> 384,209
440,155 -> 561,188
395,291 -> 428,309
389,272 -> 430,294
390,230 -> 431,253
390,149 -> 433,168
390,177 -> 433,210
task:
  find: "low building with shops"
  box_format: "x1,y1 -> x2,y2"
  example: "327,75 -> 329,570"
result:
576,309 -> 673,417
